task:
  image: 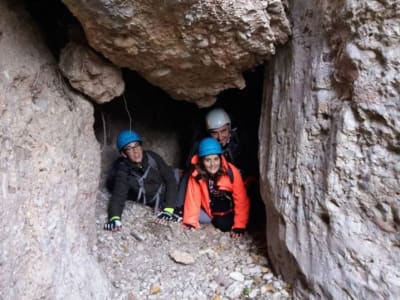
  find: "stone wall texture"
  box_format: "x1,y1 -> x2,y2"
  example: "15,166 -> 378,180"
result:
259,0 -> 400,298
59,41 -> 125,103
0,1 -> 112,299
62,0 -> 290,106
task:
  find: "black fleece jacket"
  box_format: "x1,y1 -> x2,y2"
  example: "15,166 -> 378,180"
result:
108,150 -> 177,219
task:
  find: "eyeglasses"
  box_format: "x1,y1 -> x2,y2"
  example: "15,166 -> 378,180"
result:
124,143 -> 141,152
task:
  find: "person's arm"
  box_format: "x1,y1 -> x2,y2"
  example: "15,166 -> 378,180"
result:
148,151 -> 177,210
108,161 -> 130,219
182,176 -> 202,229
230,164 -> 250,230
104,160 -> 130,231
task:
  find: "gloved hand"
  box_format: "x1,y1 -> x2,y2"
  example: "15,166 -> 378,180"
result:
156,208 -> 182,223
230,228 -> 245,238
104,217 -> 122,231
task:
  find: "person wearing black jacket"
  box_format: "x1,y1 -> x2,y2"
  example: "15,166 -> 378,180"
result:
104,129 -> 181,231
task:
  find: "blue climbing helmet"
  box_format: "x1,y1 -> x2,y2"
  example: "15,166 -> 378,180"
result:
116,130 -> 142,151
198,137 -> 223,157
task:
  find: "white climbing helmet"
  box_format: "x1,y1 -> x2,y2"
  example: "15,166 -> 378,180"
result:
205,108 -> 231,130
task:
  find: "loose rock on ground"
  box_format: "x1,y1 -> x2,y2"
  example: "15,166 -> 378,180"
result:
95,190 -> 292,299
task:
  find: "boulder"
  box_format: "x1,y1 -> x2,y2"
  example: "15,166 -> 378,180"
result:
59,41 -> 125,103
62,0 -> 291,106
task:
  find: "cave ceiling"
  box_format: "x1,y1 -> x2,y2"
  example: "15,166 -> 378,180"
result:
62,0 -> 291,107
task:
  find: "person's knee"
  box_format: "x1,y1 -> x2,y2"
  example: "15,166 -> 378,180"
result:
199,209 -> 212,224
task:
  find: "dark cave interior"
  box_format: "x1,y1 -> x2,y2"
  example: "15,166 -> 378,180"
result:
93,67 -> 263,172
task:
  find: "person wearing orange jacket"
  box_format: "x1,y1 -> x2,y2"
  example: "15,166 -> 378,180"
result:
183,137 -> 250,238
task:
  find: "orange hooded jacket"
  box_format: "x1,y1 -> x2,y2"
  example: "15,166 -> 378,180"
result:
183,154 -> 250,229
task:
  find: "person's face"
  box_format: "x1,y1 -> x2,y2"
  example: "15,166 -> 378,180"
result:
202,154 -> 221,175
123,141 -> 143,163
209,124 -> 231,147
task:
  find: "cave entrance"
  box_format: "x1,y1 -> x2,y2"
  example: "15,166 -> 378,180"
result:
93,68 -> 263,172
25,0 -> 266,234
93,66 -> 265,233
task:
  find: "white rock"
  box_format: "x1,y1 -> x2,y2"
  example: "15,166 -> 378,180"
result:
273,280 -> 282,289
249,288 -> 259,298
229,271 -> 245,282
248,265 -> 262,275
169,249 -> 195,265
263,273 -> 274,281
272,291 -> 283,300
225,282 -> 245,299
131,231 -> 145,241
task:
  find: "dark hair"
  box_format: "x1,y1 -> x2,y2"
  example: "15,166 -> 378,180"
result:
194,155 -> 225,181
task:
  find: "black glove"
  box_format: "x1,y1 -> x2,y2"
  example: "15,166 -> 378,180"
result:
104,217 -> 122,231
231,228 -> 245,238
156,210 -> 182,223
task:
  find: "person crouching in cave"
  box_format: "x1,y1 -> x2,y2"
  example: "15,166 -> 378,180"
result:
104,129 -> 181,231
182,137 -> 249,238
176,107 -> 263,231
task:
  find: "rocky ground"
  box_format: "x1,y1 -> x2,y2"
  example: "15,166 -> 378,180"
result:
94,189 -> 292,300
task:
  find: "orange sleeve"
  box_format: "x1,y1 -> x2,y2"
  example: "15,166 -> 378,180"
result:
183,176 -> 202,229
230,164 -> 250,229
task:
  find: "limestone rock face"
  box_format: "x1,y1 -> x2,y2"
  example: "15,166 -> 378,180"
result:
62,0 -> 290,106
59,41 -> 125,103
260,0 -> 400,298
0,2 -> 112,299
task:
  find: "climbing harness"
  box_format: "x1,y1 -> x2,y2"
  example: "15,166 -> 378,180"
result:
208,178 -> 233,216
129,153 -> 164,213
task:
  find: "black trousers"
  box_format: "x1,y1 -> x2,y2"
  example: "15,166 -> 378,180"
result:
212,212 -> 234,232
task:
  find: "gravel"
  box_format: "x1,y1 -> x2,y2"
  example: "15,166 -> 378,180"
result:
95,190 -> 292,300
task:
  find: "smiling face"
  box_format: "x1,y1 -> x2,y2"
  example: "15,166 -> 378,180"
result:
208,124 -> 231,147
202,154 -> 221,175
123,141 -> 143,163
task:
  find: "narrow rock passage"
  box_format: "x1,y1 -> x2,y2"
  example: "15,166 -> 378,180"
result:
95,188 -> 292,299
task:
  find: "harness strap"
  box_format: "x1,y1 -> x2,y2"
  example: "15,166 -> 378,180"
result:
151,185 -> 164,214
135,165 -> 152,204
131,152 -> 164,213
134,167 -> 164,213
212,209 -> 233,216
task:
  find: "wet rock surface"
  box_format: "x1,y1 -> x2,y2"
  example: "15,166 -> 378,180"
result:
95,190 -> 292,299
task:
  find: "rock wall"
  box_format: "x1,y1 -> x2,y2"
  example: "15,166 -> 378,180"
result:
0,1 -> 112,299
62,0 -> 290,106
260,0 -> 400,298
